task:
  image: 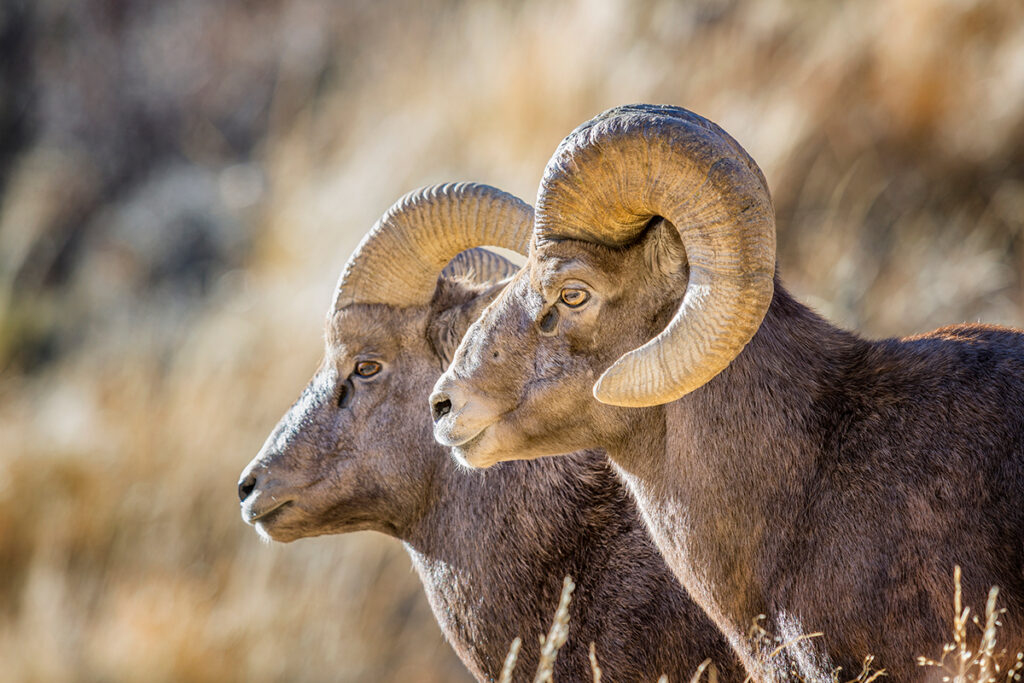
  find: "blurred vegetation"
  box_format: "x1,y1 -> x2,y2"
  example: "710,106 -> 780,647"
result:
1,0 -> 1023,680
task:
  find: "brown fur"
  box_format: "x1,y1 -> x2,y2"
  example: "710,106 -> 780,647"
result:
433,225 -> 1024,680
238,260 -> 741,681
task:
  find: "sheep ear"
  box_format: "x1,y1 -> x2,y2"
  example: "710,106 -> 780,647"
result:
427,280 -> 507,368
642,218 -> 688,279
428,249 -> 520,366
428,248 -> 519,365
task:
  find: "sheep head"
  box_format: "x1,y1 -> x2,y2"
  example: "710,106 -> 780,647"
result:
431,105 -> 776,467
238,183 -> 531,541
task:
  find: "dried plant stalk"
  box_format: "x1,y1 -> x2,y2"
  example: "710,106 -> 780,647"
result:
533,576 -> 576,683
498,637 -> 522,683
916,565 -> 1024,682
589,642 -> 603,683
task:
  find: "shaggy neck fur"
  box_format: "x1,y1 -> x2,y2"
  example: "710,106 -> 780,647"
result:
607,282 -> 1024,680
401,447 -> 742,681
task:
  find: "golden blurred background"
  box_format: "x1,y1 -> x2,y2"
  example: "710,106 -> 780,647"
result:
1,0 -> 1023,680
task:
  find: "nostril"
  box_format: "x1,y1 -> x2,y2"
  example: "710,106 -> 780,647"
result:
238,474 -> 256,502
431,395 -> 452,422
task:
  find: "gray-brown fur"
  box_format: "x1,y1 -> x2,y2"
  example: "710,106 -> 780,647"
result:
433,222 -> 1024,679
238,254 -> 741,681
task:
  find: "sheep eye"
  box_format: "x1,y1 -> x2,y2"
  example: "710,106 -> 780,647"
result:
355,360 -> 381,377
559,288 -> 590,308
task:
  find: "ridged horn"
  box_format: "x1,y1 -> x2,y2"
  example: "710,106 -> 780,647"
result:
334,183 -> 533,310
441,247 -> 519,284
535,104 -> 776,407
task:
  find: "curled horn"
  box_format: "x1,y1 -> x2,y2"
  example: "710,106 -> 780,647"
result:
334,183 -> 533,310
441,247 -> 520,284
535,104 -> 776,407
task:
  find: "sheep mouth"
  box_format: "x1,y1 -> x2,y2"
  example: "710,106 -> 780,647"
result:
450,428 -> 510,469
244,499 -> 293,525
449,428 -> 485,457
433,413 -> 493,448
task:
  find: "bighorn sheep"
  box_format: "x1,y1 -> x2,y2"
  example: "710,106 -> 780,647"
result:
430,106 -> 1024,680
237,183 -> 741,681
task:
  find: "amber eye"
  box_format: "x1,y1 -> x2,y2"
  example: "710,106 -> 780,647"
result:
355,360 -> 381,378
559,288 -> 590,308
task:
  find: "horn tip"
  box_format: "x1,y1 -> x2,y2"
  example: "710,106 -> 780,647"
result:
593,379 -> 629,406
593,369 -> 672,408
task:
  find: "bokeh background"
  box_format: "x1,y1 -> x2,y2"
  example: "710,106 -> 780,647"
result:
1,0 -> 1023,680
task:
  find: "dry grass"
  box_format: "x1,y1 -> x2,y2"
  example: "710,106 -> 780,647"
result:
496,568 -> 1023,682
496,576 -> 578,683
744,617 -> 886,682
2,0 -> 1024,681
918,567 -> 1024,683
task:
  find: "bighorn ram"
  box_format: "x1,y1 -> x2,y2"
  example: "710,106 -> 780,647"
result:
431,106 -> 1024,679
237,183 -> 740,681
